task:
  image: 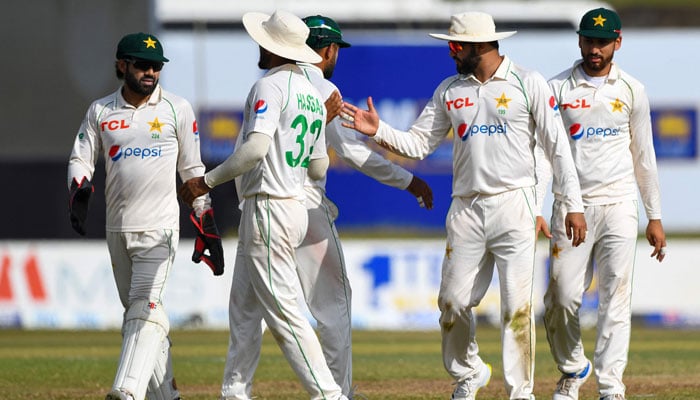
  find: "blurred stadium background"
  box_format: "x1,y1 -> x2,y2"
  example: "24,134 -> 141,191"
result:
1,0 -> 699,331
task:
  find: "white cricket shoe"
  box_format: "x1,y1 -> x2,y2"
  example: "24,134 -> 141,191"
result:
552,360 -> 591,400
451,363 -> 492,400
105,389 -> 133,400
599,394 -> 625,400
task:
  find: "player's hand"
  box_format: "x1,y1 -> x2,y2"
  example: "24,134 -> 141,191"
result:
340,96 -> 380,136
646,219 -> 666,262
68,177 -> 94,236
564,212 -> 586,247
179,177 -> 211,207
190,209 -> 225,276
325,90 -> 342,124
406,175 -> 433,210
535,216 -> 552,240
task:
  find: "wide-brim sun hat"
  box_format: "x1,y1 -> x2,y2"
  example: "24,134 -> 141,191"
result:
243,10 -> 322,63
429,11 -> 516,43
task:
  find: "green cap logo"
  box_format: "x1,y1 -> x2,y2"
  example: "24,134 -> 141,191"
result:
577,8 -> 621,39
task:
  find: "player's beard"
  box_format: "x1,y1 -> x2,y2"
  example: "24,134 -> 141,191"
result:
323,57 -> 336,79
456,46 -> 481,75
258,47 -> 273,70
582,51 -> 614,74
124,70 -> 158,97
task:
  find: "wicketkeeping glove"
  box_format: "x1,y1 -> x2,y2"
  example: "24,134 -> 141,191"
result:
189,208 -> 225,276
68,177 -> 94,236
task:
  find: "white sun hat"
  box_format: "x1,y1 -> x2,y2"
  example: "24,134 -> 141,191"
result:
242,10 -> 322,63
429,11 -> 517,42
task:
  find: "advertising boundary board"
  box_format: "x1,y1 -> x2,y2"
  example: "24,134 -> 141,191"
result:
0,239 -> 697,330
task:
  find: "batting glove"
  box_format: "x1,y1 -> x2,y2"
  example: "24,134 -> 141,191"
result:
189,208 -> 224,276
68,177 -> 94,236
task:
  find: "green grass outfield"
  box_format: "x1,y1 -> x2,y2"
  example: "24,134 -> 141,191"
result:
1,326 -> 699,399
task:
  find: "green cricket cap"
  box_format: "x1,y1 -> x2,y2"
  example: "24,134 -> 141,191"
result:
577,8 -> 621,39
116,32 -> 169,62
302,15 -> 351,49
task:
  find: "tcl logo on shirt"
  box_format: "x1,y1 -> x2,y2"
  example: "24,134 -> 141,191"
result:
560,98 -> 592,110
569,123 -> 620,140
101,120 -> 130,131
445,97 -> 475,111
109,145 -> 163,161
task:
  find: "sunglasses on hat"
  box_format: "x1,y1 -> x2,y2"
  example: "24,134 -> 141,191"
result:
126,59 -> 164,72
448,41 -> 464,54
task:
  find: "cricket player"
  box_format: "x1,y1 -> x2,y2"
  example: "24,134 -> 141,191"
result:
341,11 -> 587,400
291,15 -> 434,396
177,10 -> 348,400
67,32 -> 223,400
539,8 -> 666,400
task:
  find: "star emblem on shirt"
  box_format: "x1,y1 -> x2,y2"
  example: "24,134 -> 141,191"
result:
148,117 -> 164,132
495,92 -> 512,109
593,14 -> 607,27
611,98 -> 624,112
445,244 -> 453,260
143,37 -> 157,48
551,243 -> 561,259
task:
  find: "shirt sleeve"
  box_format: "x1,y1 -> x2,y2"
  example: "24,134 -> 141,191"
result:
629,83 -> 662,220
67,103 -> 101,188
529,72 -> 583,213
328,118 -> 413,190
204,132 -> 271,188
373,88 -> 451,160
534,141 -> 553,216
175,99 -> 211,213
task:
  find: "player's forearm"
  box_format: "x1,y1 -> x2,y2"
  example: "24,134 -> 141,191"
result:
373,121 -> 432,160
544,135 -> 583,213
329,123 -> 413,189
204,133 -> 270,188
67,159 -> 95,189
534,143 -> 553,215
308,156 -> 329,181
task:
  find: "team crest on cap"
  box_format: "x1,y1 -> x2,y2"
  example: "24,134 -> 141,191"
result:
144,37 -> 157,48
254,100 -> 268,114
592,14 -> 607,27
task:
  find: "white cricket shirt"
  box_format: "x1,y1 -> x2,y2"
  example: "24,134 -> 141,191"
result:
548,61 -> 662,219
67,85 -> 207,231
374,55 -> 583,212
235,64 -> 328,200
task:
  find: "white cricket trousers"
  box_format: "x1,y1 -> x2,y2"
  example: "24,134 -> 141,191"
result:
544,200 -> 638,397
296,187 -> 353,394
438,188 -> 537,400
220,195 -> 342,400
107,230 -> 177,306
107,230 -> 178,400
